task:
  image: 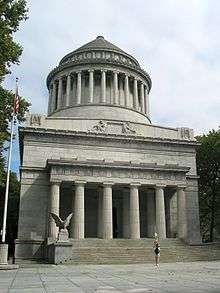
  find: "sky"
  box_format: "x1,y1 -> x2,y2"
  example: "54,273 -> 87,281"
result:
3,0 -> 220,174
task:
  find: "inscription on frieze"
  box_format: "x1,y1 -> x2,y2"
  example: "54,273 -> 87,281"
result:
51,166 -> 185,182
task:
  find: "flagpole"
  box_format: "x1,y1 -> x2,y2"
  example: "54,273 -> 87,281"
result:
1,78 -> 18,243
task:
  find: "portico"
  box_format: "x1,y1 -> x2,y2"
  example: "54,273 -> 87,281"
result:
48,159 -> 187,241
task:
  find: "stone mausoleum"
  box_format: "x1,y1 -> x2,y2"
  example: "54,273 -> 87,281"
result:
15,36 -> 201,261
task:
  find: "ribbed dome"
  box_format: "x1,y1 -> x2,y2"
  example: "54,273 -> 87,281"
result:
59,36 -> 139,67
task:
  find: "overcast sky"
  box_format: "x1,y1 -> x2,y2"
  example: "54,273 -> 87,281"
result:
4,0 -> 220,173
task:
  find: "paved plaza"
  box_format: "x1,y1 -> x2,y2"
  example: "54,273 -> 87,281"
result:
0,261 -> 220,293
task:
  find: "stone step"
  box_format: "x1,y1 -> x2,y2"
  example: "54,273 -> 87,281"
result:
65,239 -> 220,264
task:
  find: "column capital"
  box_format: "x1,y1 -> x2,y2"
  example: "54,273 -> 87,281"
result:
177,185 -> 187,190
101,69 -> 107,72
113,70 -> 119,74
155,184 -> 166,189
130,182 -> 141,187
74,180 -> 86,186
50,180 -> 61,185
76,70 -> 82,74
103,181 -> 114,187
88,69 -> 94,73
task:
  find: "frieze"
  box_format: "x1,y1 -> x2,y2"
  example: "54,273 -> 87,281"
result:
51,165 -> 185,182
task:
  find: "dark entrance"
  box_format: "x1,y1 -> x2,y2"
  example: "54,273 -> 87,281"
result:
113,207 -> 118,238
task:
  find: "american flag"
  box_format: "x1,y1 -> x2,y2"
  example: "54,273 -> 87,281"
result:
14,77 -> 19,114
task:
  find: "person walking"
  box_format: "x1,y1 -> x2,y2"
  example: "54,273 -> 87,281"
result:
154,240 -> 160,267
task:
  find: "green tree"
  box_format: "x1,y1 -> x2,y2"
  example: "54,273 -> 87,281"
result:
0,0 -> 30,245
196,130 -> 220,242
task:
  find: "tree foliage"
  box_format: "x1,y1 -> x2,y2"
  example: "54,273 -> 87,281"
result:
0,0 -> 29,245
196,130 -> 220,242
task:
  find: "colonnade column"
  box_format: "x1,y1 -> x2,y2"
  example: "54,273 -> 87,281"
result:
140,83 -> 145,113
73,181 -> 85,239
101,70 -> 106,103
102,182 -> 113,239
76,71 -> 82,104
113,71 -> 119,104
145,87 -> 150,117
66,74 -> 71,107
130,183 -> 140,239
49,182 -> 60,239
47,84 -> 53,114
125,75 -> 129,107
155,185 -> 166,239
89,69 -> 94,103
177,186 -> 187,239
57,78 -> 62,108
133,78 -> 138,110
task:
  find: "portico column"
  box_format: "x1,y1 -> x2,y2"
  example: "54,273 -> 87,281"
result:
113,71 -> 119,104
125,75 -> 129,107
140,83 -> 145,113
101,69 -> 106,103
76,71 -> 82,104
57,78 -> 62,108
66,74 -> 71,107
130,183 -> 140,239
145,87 -> 150,116
89,69 -> 94,103
155,185 -> 166,239
177,186 -> 187,239
49,182 -> 60,239
73,181 -> 85,239
102,182 -> 113,239
133,78 -> 138,110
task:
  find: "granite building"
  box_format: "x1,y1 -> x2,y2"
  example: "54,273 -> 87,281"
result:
15,36 -> 201,260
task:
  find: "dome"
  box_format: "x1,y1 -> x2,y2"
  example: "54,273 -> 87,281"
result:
46,36 -> 152,125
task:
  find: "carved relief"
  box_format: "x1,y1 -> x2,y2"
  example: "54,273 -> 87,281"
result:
92,120 -> 108,133
122,122 -> 136,134
178,127 -> 193,140
30,114 -> 41,126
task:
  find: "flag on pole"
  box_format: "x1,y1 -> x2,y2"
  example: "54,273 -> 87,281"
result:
13,77 -> 19,114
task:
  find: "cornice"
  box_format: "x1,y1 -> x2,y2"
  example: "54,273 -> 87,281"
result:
47,158 -> 190,173
19,127 -> 200,147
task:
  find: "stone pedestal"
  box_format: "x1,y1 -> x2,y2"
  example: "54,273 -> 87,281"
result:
48,242 -> 72,264
0,244 -> 8,265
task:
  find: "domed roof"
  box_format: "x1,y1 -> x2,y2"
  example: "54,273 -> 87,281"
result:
59,36 -> 139,66
74,36 -> 127,54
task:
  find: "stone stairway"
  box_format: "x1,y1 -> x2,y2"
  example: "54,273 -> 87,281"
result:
66,238 -> 220,264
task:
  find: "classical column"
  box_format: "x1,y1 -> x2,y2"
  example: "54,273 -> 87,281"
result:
48,182 -> 60,239
89,69 -> 94,103
155,185 -> 166,239
47,84 -> 53,115
140,83 -> 145,113
119,75 -> 123,105
147,189 -> 156,237
145,87 -> 150,116
123,189 -> 130,238
177,186 -> 187,239
113,71 -> 119,104
133,78 -> 138,110
130,183 -> 140,239
101,70 -> 106,103
73,181 -> 85,239
102,182 -> 113,239
76,71 -> 82,104
125,75 -> 129,107
66,74 -> 71,107
57,78 -> 62,108
97,187 -> 103,238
